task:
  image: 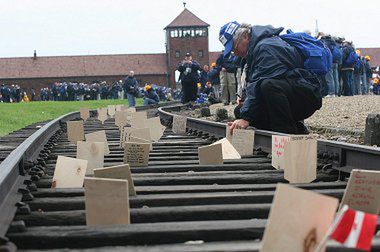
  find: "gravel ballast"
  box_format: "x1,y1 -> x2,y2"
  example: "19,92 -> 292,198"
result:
183,96 -> 380,145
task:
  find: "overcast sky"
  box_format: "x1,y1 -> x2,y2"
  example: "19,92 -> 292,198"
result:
0,0 -> 377,58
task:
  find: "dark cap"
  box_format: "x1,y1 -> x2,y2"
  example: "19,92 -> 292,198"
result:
185,52 -> 191,57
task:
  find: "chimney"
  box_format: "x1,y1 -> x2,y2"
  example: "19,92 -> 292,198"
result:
33,50 -> 37,60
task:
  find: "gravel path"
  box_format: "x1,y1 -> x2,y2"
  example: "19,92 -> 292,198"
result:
184,96 -> 380,145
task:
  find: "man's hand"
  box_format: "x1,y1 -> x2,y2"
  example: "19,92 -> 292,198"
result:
236,96 -> 243,105
222,67 -> 226,72
228,119 -> 250,135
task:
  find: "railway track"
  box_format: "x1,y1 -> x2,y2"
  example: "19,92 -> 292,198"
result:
0,103 -> 379,251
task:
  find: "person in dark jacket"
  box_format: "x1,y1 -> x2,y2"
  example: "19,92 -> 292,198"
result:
364,56 -> 372,94
219,21 -> 322,134
208,62 -> 220,100
177,52 -> 201,103
143,84 -> 159,105
123,71 -> 139,107
216,52 -> 238,105
340,42 -> 355,96
199,65 -> 209,91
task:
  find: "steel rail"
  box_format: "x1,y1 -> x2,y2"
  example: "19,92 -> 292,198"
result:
158,103 -> 380,173
0,102 -> 171,238
0,111 -> 78,237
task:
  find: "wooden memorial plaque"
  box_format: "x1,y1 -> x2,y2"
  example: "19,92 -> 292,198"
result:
211,138 -> 241,160
67,120 -> 85,144
172,115 -> 187,134
130,127 -> 151,142
123,142 -> 150,167
107,105 -> 116,118
272,134 -> 316,170
115,111 -> 128,129
198,143 -> 223,165
115,104 -> 126,112
84,177 -> 130,226
283,138 -> 317,183
130,111 -> 147,128
80,107 -> 90,121
231,129 -> 255,157
271,135 -> 291,170
97,108 -> 108,124
52,156 -> 88,188
226,124 -> 232,142
147,117 -> 165,141
340,169 -> 380,214
260,184 -> 339,252
85,130 -> 110,155
130,136 -> 153,151
94,164 -> 136,196
127,107 -> 136,113
120,126 -> 133,147
76,141 -> 105,175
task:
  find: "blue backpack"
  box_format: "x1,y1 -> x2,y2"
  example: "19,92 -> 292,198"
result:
331,45 -> 342,63
345,51 -> 359,67
280,30 -> 333,75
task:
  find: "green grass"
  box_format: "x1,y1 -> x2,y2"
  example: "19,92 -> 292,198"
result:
0,99 -> 143,136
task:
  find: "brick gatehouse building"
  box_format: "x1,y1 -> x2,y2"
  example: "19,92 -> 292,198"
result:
0,8 -> 221,94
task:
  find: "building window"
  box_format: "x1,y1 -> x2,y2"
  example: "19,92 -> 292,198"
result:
183,29 -> 191,37
170,29 -> 179,38
198,50 -> 203,57
175,51 -> 180,58
195,28 -> 207,37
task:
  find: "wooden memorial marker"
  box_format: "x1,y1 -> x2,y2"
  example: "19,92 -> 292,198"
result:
84,177 -> 130,226
127,107 -> 136,113
67,120 -> 85,144
97,108 -> 108,124
340,169 -> 380,214
115,111 -> 128,129
147,117 -> 165,141
271,135 -> 291,170
80,107 -> 90,121
211,138 -> 241,160
85,130 -> 110,155
260,184 -> 339,252
120,126 -> 132,147
94,164 -> 136,196
272,134 -> 316,170
107,105 -> 116,118
283,138 -> 317,183
124,142 -> 150,167
172,115 -> 187,134
130,111 -> 147,128
52,156 -> 88,188
130,127 -> 152,142
115,104 -> 126,112
226,124 -> 232,142
231,129 -> 255,157
130,136 -> 153,151
198,143 -> 223,165
76,141 -> 105,175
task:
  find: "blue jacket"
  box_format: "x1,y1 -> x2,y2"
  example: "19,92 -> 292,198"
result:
123,76 -> 139,94
208,68 -> 220,86
216,54 -> 238,73
200,70 -> 209,87
240,25 -> 320,122
145,89 -> 159,103
341,45 -> 355,69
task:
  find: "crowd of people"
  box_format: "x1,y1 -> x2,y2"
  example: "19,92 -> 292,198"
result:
0,71 -> 182,105
176,22 -> 379,134
177,35 -> 377,108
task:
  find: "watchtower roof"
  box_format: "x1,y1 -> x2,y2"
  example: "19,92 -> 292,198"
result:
165,8 -> 209,29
